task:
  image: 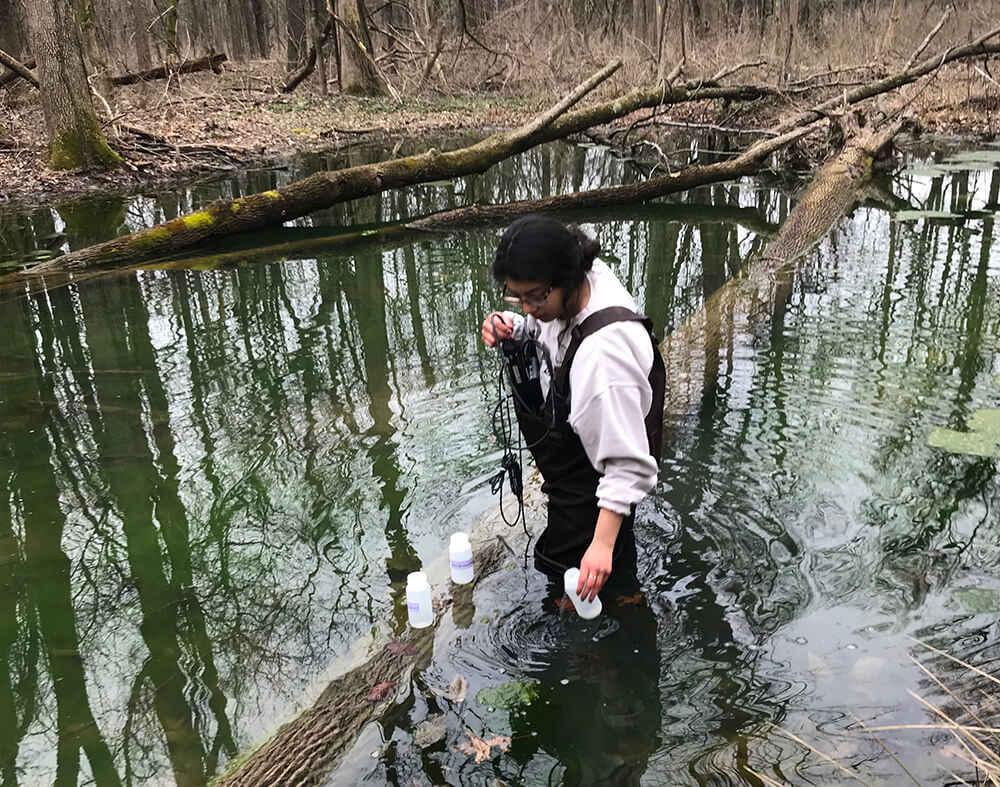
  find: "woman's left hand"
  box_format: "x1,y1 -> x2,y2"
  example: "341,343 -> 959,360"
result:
577,541 -> 613,602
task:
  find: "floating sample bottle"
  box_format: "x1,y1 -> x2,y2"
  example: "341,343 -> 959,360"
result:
563,567 -> 603,619
406,571 -> 434,628
449,532 -> 475,585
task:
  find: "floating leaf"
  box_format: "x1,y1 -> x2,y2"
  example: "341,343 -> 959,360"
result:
457,728 -> 511,763
415,713 -> 447,748
942,149 -> 1000,166
617,592 -> 645,606
446,674 -> 468,704
476,680 -> 538,710
892,209 -> 962,222
850,656 -> 885,685
367,680 -> 396,702
928,409 -> 1000,457
386,640 -> 419,656
955,587 -> 1000,614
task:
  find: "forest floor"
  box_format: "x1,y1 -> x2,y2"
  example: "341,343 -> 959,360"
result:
1,58 -> 998,207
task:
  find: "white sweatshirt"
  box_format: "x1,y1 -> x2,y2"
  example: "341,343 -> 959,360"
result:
505,259 -> 659,516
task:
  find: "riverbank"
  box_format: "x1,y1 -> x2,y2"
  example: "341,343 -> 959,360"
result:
1,56 -> 997,208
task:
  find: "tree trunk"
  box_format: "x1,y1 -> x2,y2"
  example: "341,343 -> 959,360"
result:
282,16 -> 332,92
880,0 -> 904,57
336,0 -> 384,95
21,0 -> 120,171
286,0 -> 308,70
164,0 -> 179,57
77,0 -> 113,104
128,0 -> 153,70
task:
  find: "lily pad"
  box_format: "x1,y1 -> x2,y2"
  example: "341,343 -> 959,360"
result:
928,409 -> 1000,457
955,587 -> 1000,614
942,149 -> 1000,167
892,210 -> 962,222
476,679 -> 539,710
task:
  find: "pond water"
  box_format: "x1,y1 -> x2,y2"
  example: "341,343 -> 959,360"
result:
0,140 -> 998,786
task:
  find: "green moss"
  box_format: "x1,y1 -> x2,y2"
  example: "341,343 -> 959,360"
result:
476,680 -> 539,710
182,211 -> 215,230
262,190 -> 281,199
230,199 -> 243,213
131,226 -> 172,250
49,116 -> 121,171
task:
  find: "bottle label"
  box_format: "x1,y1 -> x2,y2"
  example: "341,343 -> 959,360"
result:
451,557 -> 473,569
407,602 -> 420,612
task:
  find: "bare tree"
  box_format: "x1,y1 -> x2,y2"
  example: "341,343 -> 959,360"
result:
335,0 -> 385,95
21,0 -> 120,170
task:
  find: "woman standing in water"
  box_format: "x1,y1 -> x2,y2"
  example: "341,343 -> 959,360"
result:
481,214 -> 665,602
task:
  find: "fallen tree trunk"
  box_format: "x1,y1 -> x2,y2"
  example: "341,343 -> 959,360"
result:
215,117 -> 904,787
120,202 -> 779,273
12,31 -> 995,278
0,48 -> 38,88
109,52 -> 228,86
16,70 -> 781,274
774,26 -> 1000,133
660,117 -> 905,420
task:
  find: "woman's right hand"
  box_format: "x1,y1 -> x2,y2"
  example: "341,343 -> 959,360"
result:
481,312 -> 513,347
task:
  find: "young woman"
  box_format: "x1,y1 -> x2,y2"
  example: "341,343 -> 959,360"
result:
481,214 -> 665,602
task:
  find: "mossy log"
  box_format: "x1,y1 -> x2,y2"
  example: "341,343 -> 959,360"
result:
18,72 -> 779,274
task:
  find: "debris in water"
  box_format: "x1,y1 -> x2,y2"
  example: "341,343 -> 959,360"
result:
415,713 -> 447,748
386,640 -> 419,656
457,728 -> 511,763
367,680 -> 397,701
446,674 -> 468,704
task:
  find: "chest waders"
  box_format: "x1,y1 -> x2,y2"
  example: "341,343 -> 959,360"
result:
512,306 -> 666,584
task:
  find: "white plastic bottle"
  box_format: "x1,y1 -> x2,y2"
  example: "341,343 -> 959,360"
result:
563,567 -> 603,619
449,532 -> 475,585
406,571 -> 434,628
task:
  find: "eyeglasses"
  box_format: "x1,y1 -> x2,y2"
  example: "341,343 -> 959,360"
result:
501,285 -> 553,308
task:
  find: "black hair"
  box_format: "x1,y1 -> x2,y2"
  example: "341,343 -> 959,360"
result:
492,214 -> 601,290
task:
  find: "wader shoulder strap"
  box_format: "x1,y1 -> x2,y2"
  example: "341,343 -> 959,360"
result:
553,306 -> 652,394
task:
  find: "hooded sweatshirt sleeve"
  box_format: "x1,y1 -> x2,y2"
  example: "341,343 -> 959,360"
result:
567,320 -> 658,515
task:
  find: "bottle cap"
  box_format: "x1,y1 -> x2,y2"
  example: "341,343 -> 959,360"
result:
407,571 -> 428,591
450,532 -> 470,549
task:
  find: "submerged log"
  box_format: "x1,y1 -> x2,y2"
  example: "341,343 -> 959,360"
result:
215,118 -> 903,787
660,117 -> 905,419
216,494 -> 543,786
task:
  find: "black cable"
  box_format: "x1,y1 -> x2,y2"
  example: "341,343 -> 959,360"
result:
487,314 -> 552,536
